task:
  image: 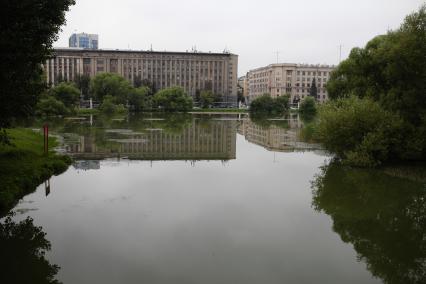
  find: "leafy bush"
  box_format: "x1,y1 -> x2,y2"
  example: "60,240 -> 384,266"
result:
128,87 -> 151,112
90,73 -> 132,104
316,96 -> 404,167
35,96 -> 69,117
299,97 -> 316,116
48,82 -> 80,107
153,87 -> 193,112
250,94 -> 289,114
99,95 -> 127,115
200,90 -> 215,108
99,95 -> 117,114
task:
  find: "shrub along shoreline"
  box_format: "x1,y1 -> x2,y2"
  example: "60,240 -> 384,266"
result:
0,128 -> 72,216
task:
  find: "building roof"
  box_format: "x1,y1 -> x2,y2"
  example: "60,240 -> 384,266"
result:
53,47 -> 237,57
249,63 -> 335,73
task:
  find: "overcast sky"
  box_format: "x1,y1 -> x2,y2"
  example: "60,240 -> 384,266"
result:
55,0 -> 424,76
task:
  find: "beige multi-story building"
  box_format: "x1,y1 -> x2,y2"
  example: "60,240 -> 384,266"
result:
237,75 -> 249,103
44,48 -> 238,103
247,63 -> 335,104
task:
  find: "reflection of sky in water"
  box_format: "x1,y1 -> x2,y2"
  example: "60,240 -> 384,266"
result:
10,127 -> 383,284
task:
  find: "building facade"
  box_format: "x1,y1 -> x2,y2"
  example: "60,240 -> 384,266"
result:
237,75 -> 249,103
44,48 -> 238,103
69,33 -> 99,49
247,63 -> 335,104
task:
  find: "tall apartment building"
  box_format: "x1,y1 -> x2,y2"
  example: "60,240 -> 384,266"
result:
44,48 -> 238,103
247,63 -> 335,103
69,33 -> 99,49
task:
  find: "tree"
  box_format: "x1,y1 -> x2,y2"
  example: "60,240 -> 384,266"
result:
327,5 -> 426,124
152,87 -> 193,112
275,95 -> 290,110
35,96 -> 69,117
0,215 -> 62,284
200,90 -> 215,108
249,94 -> 289,114
0,0 -> 75,141
299,96 -> 317,116
48,82 -> 80,108
325,5 -> 426,161
75,74 -> 91,99
133,75 -> 142,88
99,95 -> 118,115
128,87 -> 151,112
309,78 -> 318,100
141,79 -> 156,96
90,73 -> 132,104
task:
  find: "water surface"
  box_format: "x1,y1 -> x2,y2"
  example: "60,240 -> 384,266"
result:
2,114 -> 425,284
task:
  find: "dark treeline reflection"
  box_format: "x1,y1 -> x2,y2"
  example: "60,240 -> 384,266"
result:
0,214 -> 61,284
312,163 -> 426,284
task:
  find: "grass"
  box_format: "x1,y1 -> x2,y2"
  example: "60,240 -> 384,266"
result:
0,128 -> 72,215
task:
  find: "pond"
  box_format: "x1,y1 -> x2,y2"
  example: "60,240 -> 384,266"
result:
1,113 -> 425,284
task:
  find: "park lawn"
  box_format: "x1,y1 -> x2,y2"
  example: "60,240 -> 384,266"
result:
0,128 -> 71,215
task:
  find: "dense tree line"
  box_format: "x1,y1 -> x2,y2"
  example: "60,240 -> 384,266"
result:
36,73 -> 194,116
316,5 -> 426,167
0,0 -> 75,143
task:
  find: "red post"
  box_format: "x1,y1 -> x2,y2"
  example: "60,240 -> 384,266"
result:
43,124 -> 49,155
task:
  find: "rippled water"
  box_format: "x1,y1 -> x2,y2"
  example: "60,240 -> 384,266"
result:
2,113 -> 425,284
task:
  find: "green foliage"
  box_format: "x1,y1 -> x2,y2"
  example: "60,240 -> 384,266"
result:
128,87 -> 151,112
48,82 -> 80,107
327,5 -> 426,126
200,90 -> 215,108
133,75 -> 142,88
99,98 -> 127,116
0,0 -> 75,129
74,74 -> 90,99
0,215 -> 62,283
90,73 -> 132,104
153,87 -> 193,112
35,96 -> 69,117
309,78 -> 318,99
275,95 -> 290,110
312,162 -> 426,284
299,97 -> 317,116
249,94 -> 289,114
322,5 -> 426,165
0,128 -> 71,213
316,96 -> 404,167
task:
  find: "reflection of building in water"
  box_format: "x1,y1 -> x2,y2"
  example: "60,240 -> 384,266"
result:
65,120 -> 236,160
238,118 -> 320,152
73,160 -> 101,170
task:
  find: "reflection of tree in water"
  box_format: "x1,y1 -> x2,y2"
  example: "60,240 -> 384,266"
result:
250,114 -> 289,129
312,163 -> 426,284
0,215 -> 61,284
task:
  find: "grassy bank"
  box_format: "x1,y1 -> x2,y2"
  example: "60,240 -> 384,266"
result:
0,128 -> 72,215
